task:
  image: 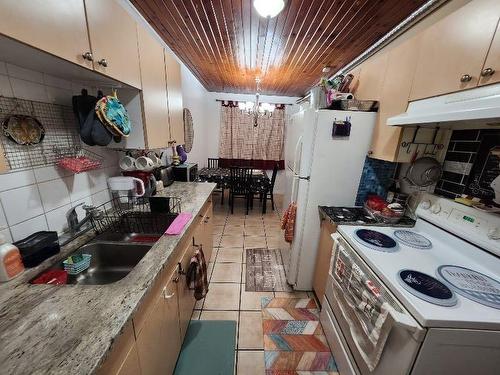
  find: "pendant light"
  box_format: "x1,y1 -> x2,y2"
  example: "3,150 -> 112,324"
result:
253,0 -> 285,18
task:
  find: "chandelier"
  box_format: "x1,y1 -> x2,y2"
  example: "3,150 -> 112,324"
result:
238,77 -> 275,127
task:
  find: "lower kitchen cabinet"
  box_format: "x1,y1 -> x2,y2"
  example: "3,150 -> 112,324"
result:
97,322 -> 140,375
97,198 -> 213,375
199,201 -> 213,262
116,344 -> 141,375
176,239 -> 197,339
313,219 -> 337,304
190,200 -> 213,262
136,268 -> 181,375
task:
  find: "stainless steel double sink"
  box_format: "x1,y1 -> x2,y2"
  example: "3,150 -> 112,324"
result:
35,233 -> 160,285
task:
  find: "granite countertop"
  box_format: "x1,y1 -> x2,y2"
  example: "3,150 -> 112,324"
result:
0,182 -> 216,375
319,206 -> 416,227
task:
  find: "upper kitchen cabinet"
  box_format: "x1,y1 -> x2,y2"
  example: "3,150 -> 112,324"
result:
0,0 -> 92,69
370,36 -> 421,161
164,50 -> 184,145
479,20 -> 500,86
136,25 -> 170,150
353,53 -> 389,101
84,0 -> 141,88
410,0 -> 500,100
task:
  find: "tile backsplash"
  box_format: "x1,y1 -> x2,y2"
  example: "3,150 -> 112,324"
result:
0,165 -> 119,242
0,61 -> 120,242
355,156 -> 397,205
434,129 -> 500,200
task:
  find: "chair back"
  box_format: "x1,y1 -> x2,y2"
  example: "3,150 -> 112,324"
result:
229,167 -> 252,195
269,163 -> 279,193
207,158 -> 219,169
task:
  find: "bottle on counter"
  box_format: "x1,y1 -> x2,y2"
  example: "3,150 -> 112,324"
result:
0,234 -> 24,282
386,179 -> 399,204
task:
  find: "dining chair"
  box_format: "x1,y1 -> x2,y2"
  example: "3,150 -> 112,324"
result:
207,158 -> 219,169
207,158 -> 224,204
261,163 -> 279,214
229,166 -> 253,215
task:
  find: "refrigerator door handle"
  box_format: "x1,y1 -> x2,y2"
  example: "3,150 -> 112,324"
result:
292,174 -> 310,181
292,135 -> 303,173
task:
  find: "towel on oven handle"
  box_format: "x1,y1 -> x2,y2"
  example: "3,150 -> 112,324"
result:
331,245 -> 396,371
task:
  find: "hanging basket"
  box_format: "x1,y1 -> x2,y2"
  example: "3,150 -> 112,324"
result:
54,146 -> 103,174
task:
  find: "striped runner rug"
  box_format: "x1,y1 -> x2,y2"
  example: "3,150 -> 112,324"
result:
261,297 -> 339,375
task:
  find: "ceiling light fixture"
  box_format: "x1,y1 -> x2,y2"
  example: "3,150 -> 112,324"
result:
253,0 -> 285,18
239,77 -> 275,127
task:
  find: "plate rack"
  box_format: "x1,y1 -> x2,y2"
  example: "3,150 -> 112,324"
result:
0,95 -> 102,171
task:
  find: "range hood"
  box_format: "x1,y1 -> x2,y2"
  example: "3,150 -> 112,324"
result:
388,84 -> 500,128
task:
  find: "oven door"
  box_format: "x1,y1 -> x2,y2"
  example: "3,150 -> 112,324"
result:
322,233 -> 426,375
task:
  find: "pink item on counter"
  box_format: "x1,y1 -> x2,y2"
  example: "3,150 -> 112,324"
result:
165,212 -> 193,235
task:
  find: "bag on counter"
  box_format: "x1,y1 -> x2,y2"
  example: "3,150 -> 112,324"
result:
14,231 -> 60,268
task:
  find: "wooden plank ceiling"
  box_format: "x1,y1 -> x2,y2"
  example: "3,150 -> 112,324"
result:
132,0 -> 427,96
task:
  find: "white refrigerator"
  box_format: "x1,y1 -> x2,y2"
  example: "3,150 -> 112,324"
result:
283,108 -> 376,290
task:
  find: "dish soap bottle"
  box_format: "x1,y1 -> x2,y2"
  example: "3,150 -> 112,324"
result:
0,234 -> 24,282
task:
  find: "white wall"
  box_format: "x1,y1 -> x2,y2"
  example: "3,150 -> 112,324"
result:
180,65 -> 209,167
0,61 -> 119,242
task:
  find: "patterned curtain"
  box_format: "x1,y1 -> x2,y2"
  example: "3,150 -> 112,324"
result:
218,101 -> 285,169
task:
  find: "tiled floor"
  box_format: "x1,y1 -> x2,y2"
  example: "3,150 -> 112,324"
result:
190,194 -> 316,375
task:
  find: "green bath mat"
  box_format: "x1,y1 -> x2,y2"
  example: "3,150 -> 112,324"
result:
174,320 -> 236,375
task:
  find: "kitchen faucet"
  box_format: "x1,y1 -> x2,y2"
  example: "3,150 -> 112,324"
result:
66,203 -> 98,233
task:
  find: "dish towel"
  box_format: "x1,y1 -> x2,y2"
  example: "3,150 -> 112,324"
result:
281,202 -> 297,243
186,246 -> 209,300
331,245 -> 396,371
165,212 -> 193,235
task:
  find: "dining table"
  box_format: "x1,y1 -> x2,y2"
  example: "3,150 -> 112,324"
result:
197,167 -> 271,194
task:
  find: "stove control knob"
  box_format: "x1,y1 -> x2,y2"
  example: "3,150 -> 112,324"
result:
487,228 -> 500,240
430,204 -> 441,214
420,200 -> 431,210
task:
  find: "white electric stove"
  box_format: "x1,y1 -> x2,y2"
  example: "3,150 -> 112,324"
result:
320,193 -> 500,375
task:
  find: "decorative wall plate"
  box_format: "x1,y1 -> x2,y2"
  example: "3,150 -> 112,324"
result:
2,115 -> 45,145
183,108 -> 194,153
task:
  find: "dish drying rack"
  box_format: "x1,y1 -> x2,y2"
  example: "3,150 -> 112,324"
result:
87,195 -> 182,235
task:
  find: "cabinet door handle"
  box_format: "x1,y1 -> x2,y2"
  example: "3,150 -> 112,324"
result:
163,287 -> 175,299
98,58 -> 108,67
177,262 -> 186,275
481,67 -> 495,77
82,52 -> 93,61
460,74 -> 472,82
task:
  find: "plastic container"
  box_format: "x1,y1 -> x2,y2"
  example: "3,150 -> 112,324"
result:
364,202 -> 404,224
31,269 -> 68,285
63,254 -> 91,275
0,235 -> 24,282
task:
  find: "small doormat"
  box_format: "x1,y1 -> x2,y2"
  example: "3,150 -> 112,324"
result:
261,297 -> 339,374
246,248 -> 293,292
174,320 -> 236,375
